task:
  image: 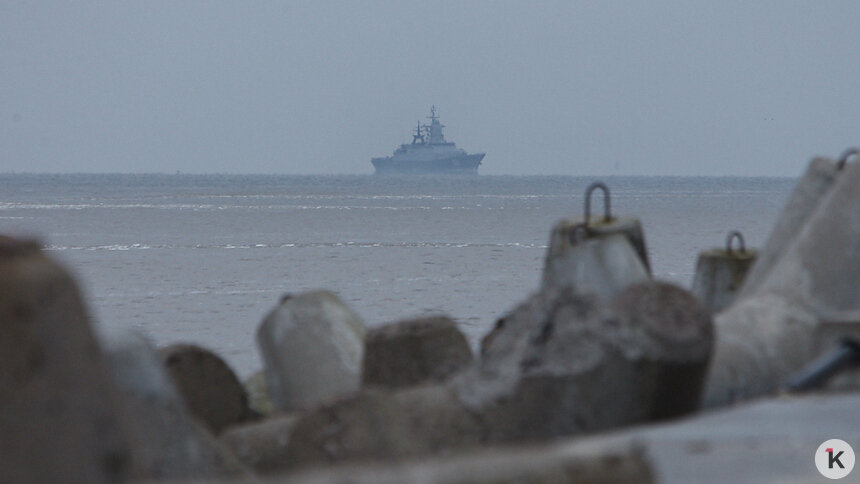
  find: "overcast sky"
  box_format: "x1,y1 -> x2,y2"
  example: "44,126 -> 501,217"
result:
2,1 -> 858,176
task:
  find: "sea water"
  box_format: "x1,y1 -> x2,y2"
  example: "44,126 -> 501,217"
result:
0,174 -> 794,377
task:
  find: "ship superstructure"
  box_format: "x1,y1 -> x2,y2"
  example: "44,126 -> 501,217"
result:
371,106 -> 485,174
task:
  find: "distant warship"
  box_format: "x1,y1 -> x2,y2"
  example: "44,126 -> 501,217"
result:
371,106 -> 485,175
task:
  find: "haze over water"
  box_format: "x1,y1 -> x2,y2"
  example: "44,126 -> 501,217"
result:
0,174 -> 793,377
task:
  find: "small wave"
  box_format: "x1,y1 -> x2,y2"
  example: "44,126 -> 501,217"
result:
46,243 -> 153,251
45,241 -> 547,252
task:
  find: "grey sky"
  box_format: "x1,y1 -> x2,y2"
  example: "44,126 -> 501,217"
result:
2,1 -> 858,176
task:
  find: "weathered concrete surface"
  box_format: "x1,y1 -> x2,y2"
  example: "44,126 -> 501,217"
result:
100,328 -> 249,480
219,414 -> 299,474
584,215 -> 652,274
160,343 -> 253,434
740,157 -> 840,295
147,393 -> 860,484
691,248 -> 757,315
362,316 -> 473,389
244,370 -> 276,417
283,440 -> 652,484
587,393 -> 860,483
542,222 -> 650,300
753,160 -> 860,314
257,290 -> 366,412
610,281 -> 715,420
456,282 -> 713,443
0,237 -> 133,483
705,295 -> 818,406
705,161 -> 860,407
284,393 -> 860,484
281,385 -> 484,470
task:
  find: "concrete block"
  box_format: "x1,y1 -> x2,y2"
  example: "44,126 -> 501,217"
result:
740,157 -> 840,294
362,316 -> 473,389
100,328 -> 249,480
279,385 -> 484,471
542,228 -> 650,300
541,182 -> 651,299
159,343 -> 253,434
704,161 -> 860,407
219,414 -> 299,474
285,439 -> 653,484
0,237 -> 133,483
456,282 -> 712,444
610,281 -> 715,419
690,232 -> 757,314
256,290 -> 366,411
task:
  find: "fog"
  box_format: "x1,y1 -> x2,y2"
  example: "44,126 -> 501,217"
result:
2,1 -> 858,176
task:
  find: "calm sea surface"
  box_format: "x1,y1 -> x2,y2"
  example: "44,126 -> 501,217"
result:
0,174 -> 794,377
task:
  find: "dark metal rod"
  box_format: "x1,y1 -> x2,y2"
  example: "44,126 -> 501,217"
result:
785,339 -> 860,393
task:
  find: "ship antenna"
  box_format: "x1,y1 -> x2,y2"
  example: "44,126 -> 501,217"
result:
412,121 -> 424,144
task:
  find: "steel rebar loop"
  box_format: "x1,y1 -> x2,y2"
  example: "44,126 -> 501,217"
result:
725,230 -> 746,255
837,147 -> 859,170
584,182 -> 612,226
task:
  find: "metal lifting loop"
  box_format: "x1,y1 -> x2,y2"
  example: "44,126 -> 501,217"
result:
837,147 -> 859,170
725,230 -> 746,255
567,223 -> 590,245
584,182 -> 612,226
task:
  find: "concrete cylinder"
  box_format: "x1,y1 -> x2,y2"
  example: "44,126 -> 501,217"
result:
691,231 -> 758,315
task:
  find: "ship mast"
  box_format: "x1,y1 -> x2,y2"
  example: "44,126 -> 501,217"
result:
424,105 -> 446,145
412,122 -> 425,144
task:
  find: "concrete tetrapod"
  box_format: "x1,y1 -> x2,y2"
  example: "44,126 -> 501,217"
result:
284,440 -> 653,484
704,160 -> 860,407
740,156 -> 842,295
99,328 -> 249,480
542,182 -> 651,299
453,282 -> 713,444
219,414 -> 299,474
542,229 -> 650,300
257,290 -> 366,412
0,237 -> 133,484
268,385 -> 484,471
159,343 -> 254,434
362,316 -> 473,389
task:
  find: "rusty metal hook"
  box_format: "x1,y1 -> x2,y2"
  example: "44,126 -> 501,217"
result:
837,148 -> 859,170
725,230 -> 746,255
567,223 -> 590,245
584,182 -> 612,226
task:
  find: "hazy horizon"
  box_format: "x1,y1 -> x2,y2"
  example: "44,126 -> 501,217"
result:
3,2 -> 858,176
0,171 -> 798,179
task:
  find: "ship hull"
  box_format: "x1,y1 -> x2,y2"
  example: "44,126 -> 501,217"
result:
371,153 -> 485,175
